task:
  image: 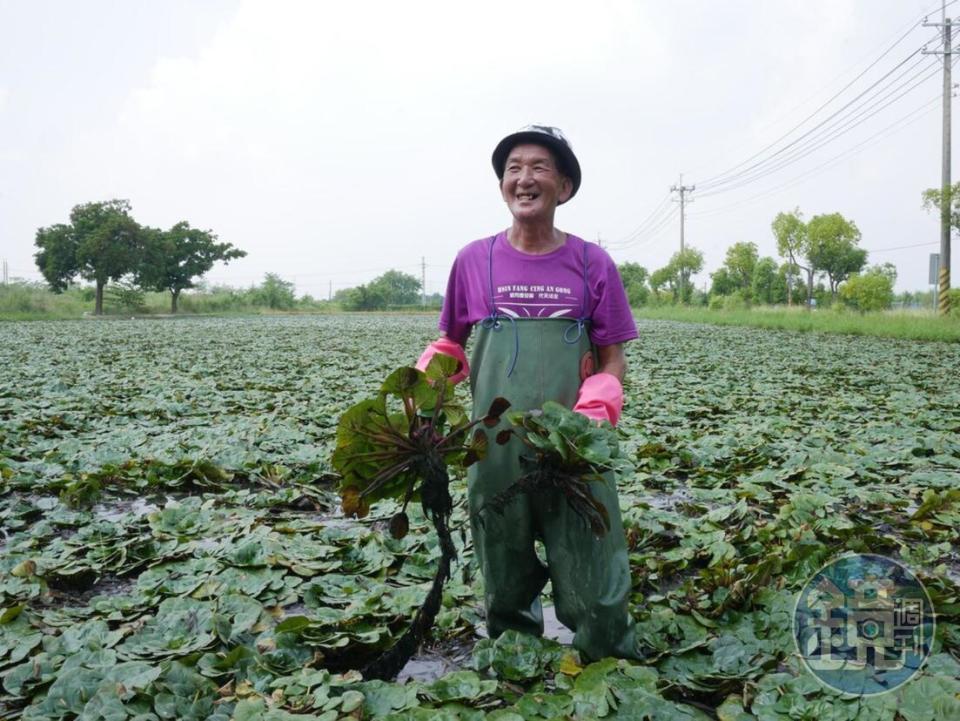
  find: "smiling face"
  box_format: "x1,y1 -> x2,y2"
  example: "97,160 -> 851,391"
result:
500,143 -> 573,223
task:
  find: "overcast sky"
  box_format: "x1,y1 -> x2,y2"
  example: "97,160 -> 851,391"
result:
1,0 -> 957,298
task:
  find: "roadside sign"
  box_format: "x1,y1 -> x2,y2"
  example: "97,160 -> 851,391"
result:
929,253 -> 939,285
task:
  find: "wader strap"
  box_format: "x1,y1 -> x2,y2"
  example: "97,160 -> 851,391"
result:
482,235 -> 520,377
563,240 -> 591,344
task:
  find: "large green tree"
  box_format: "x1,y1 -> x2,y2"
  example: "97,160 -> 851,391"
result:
253,273 -> 297,309
722,241 -> 759,295
652,247 -> 703,304
138,222 -> 245,313
673,247 -> 704,304
709,267 -> 736,297
34,224 -> 78,292
618,262 -> 650,307
370,270 -> 422,306
338,270 -> 422,310
922,182 -> 960,229
338,284 -> 389,311
35,199 -> 143,314
751,256 -> 786,305
806,213 -> 866,299
649,265 -> 673,298
772,209 -> 809,307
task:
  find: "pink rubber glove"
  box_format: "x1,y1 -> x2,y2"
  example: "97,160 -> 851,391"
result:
415,337 -> 470,384
573,372 -> 624,426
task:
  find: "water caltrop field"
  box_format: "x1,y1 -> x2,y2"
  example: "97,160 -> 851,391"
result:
1,315 -> 959,720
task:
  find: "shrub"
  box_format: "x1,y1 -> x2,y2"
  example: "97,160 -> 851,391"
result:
722,291 -> 750,311
839,269 -> 894,312
948,288 -> 960,315
105,277 -> 146,313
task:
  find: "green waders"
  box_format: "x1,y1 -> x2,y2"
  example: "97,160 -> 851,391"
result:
467,318 -> 642,661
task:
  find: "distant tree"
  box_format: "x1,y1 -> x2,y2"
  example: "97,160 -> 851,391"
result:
772,209 -> 809,307
138,222 -> 246,313
652,247 -> 703,304
839,266 -> 895,312
895,290 -> 916,308
673,247 -> 704,304
253,273 -> 296,309
369,269 -> 421,306
873,261 -> 898,285
34,224 -> 79,293
34,199 -> 143,314
922,182 -> 960,231
806,213 -> 866,299
778,262 -> 804,301
339,283 -> 389,311
618,262 -> 650,306
722,241 -> 759,296
648,266 -> 673,298
751,256 -> 785,305
709,267 -> 736,297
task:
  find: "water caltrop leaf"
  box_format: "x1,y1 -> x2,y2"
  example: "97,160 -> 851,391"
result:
421,670 -> 497,702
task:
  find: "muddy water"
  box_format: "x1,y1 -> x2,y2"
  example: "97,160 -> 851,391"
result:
397,639 -> 474,683
92,497 -> 160,521
396,605 -> 574,683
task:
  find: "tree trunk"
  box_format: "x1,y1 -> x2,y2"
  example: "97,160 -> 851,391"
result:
806,268 -> 814,310
95,281 -> 104,315
171,289 -> 180,314
786,258 -> 794,307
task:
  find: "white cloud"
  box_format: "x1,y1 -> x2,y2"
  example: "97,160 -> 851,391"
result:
3,0 -> 949,295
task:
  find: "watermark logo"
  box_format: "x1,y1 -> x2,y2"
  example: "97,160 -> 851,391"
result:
794,553 -> 935,696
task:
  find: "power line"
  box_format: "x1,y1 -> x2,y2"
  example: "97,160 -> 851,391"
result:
606,192 -> 673,246
697,58 -> 943,199
689,92 -> 944,218
606,1 -> 960,256
685,0 -> 960,180
605,205 -> 680,250
697,44 -> 938,195
864,240 -> 940,253
695,34 -> 932,190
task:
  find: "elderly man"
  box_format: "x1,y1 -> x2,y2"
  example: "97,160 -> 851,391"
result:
417,125 -> 642,661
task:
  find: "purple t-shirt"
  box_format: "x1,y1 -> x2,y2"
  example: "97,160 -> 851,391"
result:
438,231 -> 638,347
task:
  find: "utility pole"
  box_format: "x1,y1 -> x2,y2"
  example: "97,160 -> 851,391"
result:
670,176 -> 695,302
1,259 -> 7,285
924,3 -> 954,315
421,256 -> 427,306
328,280 -> 332,301
597,234 -> 604,250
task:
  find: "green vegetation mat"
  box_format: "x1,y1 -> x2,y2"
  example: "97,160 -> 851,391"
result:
1,315 -> 959,720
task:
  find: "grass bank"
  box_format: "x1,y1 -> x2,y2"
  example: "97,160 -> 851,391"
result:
0,282 -> 328,321
0,282 -> 442,321
634,305 -> 960,342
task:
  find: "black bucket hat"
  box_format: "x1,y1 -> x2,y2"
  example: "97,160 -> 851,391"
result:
492,124 -> 581,203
